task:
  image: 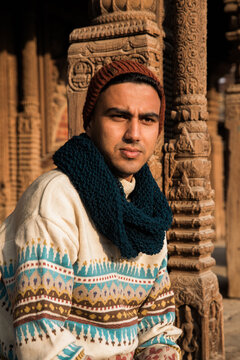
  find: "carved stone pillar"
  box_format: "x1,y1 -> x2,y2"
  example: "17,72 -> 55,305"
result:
224,0 -> 240,298
0,13 -> 11,221
67,0 -> 164,187
164,1 -> 225,359
207,89 -> 226,243
17,7 -> 41,198
7,19 -> 18,215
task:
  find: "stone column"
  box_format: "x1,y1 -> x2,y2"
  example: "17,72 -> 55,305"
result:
17,7 -> 41,198
207,89 -> 226,243
67,0 -> 164,188
0,13 -> 11,222
164,1 -> 225,359
224,0 -> 240,298
7,16 -> 18,215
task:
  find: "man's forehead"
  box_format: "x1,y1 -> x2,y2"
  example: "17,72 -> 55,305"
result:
94,82 -> 161,115
100,81 -> 161,100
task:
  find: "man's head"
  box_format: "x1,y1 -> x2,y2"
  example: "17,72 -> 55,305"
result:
83,60 -> 165,181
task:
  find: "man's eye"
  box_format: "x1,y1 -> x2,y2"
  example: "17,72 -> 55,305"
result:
111,114 -> 128,120
142,118 -> 156,123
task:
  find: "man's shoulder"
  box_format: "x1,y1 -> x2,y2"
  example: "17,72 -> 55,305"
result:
29,168 -> 69,189
1,169 -> 79,230
18,168 -> 74,207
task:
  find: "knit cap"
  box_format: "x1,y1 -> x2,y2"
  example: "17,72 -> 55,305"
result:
82,59 -> 165,134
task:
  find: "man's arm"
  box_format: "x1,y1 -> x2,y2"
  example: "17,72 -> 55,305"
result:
135,246 -> 182,360
11,216 -> 85,360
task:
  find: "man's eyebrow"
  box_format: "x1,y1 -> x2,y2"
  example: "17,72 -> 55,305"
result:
104,107 -> 132,116
139,112 -> 159,120
104,107 -> 159,119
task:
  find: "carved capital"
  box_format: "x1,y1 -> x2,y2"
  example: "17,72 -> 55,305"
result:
68,32 -> 162,93
89,0 -> 157,24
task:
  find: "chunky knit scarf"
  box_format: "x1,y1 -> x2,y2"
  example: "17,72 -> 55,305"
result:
53,133 -> 173,259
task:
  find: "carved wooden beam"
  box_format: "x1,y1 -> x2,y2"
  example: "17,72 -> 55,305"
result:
164,0 -> 225,358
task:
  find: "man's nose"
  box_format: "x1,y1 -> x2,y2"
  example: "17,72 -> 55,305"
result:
124,117 -> 140,142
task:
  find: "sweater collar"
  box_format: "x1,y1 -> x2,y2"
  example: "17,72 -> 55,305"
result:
119,177 -> 136,199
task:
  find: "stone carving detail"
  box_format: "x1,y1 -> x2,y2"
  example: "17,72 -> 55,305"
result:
89,0 -> 157,23
178,305 -> 200,359
209,301 -> 222,357
69,19 -> 160,42
164,0 -> 225,358
69,59 -> 94,91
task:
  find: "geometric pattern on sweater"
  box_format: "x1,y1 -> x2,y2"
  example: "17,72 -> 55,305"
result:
0,170 -> 182,360
1,236 -> 176,353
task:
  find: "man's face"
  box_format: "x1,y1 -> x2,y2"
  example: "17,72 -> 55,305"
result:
86,82 -> 161,181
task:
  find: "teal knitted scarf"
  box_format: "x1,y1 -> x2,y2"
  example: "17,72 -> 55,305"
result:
53,133 -> 172,259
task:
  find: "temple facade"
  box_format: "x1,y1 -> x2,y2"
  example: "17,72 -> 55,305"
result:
1,0 -> 240,358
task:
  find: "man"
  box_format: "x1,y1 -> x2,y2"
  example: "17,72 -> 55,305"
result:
0,60 -> 182,360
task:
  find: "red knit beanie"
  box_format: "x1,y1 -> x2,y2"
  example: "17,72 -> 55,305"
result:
83,60 -> 165,134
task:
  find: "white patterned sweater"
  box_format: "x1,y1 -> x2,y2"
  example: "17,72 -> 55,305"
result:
0,169 -> 182,360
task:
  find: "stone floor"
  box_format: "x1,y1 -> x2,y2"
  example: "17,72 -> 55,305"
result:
212,242 -> 240,360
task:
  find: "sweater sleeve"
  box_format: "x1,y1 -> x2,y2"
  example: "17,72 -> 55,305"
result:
134,248 -> 182,360
12,215 -> 85,360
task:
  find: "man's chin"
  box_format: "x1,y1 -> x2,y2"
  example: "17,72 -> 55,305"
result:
110,165 -> 144,179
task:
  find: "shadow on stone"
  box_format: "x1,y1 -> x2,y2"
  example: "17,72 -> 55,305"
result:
212,245 -> 227,267
216,273 -> 228,298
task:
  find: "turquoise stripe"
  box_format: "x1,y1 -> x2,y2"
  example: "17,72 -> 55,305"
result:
17,243 -> 72,269
64,320 -> 138,345
15,319 -> 65,344
57,343 -> 83,360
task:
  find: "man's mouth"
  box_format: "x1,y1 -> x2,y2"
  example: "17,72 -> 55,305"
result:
120,147 -> 141,159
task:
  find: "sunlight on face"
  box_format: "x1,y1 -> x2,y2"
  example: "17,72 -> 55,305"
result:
86,82 -> 161,181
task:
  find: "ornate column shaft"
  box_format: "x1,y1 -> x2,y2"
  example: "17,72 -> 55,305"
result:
67,0 -> 164,187
164,1 -> 225,359
17,7 -> 41,198
224,0 -> 240,298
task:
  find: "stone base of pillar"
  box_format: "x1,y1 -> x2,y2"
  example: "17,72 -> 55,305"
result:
171,271 -> 224,360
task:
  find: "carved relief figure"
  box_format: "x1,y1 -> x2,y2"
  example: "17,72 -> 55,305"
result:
209,301 -> 221,356
180,305 -> 200,360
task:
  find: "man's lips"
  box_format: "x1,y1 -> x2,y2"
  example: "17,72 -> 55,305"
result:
120,147 -> 142,159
